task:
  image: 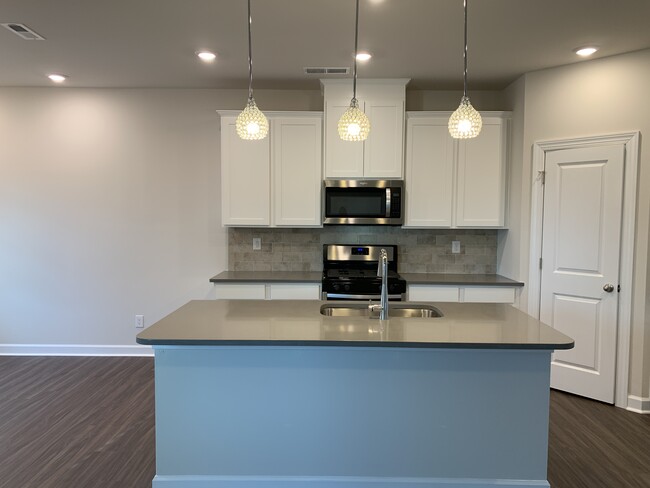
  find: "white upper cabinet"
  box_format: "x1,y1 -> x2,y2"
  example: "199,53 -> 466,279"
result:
272,117 -> 322,227
456,117 -> 507,227
221,116 -> 270,226
220,112 -> 323,227
323,100 -> 365,177
322,79 -> 408,179
404,112 -> 510,229
363,98 -> 405,178
404,116 -> 454,227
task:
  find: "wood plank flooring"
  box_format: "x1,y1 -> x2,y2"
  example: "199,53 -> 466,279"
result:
0,357 -> 154,488
1,356 -> 648,488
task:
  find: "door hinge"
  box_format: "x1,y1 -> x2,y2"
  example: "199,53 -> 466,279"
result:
538,170 -> 546,185
539,257 -> 543,269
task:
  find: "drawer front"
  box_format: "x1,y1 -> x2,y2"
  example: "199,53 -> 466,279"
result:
408,285 -> 460,302
269,283 -> 321,300
462,286 -> 515,303
214,283 -> 267,300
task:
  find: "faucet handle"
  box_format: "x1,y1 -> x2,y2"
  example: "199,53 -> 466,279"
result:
377,248 -> 388,276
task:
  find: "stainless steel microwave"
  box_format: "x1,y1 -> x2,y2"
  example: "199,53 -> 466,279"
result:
323,180 -> 403,225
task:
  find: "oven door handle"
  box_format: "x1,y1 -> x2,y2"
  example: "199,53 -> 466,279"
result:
324,293 -> 403,300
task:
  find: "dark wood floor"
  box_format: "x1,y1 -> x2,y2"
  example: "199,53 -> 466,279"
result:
1,357 -> 649,488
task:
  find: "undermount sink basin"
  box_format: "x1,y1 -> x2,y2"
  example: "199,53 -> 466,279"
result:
320,303 -> 443,319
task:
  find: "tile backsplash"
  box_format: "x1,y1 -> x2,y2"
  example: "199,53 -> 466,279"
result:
229,227 -> 497,274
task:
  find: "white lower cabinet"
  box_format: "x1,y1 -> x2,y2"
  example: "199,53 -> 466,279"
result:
408,285 -> 459,302
408,285 -> 516,304
462,286 -> 515,303
214,283 -> 267,300
220,112 -> 322,227
214,283 -> 321,300
404,112 -> 510,229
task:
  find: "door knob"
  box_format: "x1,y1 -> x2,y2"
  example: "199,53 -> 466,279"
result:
603,284 -> 615,293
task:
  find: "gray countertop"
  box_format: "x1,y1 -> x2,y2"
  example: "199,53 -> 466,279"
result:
210,271 -> 322,283
401,273 -> 524,286
136,300 -> 572,350
210,271 -> 523,286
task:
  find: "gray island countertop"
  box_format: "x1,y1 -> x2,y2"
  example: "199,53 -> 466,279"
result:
136,300 -> 573,350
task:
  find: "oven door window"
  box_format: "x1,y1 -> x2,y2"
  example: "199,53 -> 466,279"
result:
325,188 -> 386,218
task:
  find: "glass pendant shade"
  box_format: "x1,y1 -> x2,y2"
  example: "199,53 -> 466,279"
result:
338,99 -> 370,142
449,96 -> 482,139
236,98 -> 269,140
237,0 -> 267,141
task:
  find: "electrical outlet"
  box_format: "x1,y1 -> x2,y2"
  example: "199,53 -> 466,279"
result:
451,241 -> 461,254
135,315 -> 144,328
252,237 -> 261,250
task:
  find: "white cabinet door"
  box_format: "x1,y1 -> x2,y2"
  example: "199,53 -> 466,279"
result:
407,284 -> 516,303
321,80 -> 408,180
363,99 -> 405,179
324,101 -> 364,178
404,116 -> 454,227
462,287 -> 515,303
455,117 -> 507,227
221,116 -> 270,226
408,285 -> 460,302
268,283 -> 321,300
273,117 -> 322,226
403,112 -> 508,229
214,283 -> 267,300
214,282 -> 321,300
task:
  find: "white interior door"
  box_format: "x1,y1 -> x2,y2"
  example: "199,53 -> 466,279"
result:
539,144 -> 624,403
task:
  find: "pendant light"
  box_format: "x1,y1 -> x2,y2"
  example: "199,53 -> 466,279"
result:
236,0 -> 268,140
448,0 -> 482,139
338,0 -> 370,142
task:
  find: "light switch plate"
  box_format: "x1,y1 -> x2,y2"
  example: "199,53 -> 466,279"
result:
253,238 -> 261,250
452,241 -> 461,254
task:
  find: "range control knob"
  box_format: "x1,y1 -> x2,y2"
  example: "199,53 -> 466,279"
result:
344,284 -> 351,292
332,283 -> 340,291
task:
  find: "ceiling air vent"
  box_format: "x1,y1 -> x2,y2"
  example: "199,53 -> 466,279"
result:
1,23 -> 46,40
304,67 -> 350,75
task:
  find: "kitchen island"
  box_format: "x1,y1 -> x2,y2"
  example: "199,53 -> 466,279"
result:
137,300 -> 573,488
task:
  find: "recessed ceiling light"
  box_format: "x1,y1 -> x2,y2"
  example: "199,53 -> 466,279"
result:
48,74 -> 67,83
356,52 -> 372,62
575,47 -> 598,57
197,51 -> 217,62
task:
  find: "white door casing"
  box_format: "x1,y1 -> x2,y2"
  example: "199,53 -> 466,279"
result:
539,145 -> 625,403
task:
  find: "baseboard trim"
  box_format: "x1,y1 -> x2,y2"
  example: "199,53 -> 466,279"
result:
627,395 -> 650,414
152,476 -> 549,488
0,344 -> 154,357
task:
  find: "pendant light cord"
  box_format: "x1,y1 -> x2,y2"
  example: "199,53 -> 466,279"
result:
463,0 -> 468,97
352,0 -> 360,102
247,0 -> 254,101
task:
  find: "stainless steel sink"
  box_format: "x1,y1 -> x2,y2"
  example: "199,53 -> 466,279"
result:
320,303 -> 443,319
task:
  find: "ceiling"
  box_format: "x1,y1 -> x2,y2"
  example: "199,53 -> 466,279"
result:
1,0 -> 650,90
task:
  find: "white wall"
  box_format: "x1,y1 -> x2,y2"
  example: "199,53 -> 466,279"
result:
0,88 -> 320,350
499,49 -> 650,398
497,76 -> 526,288
407,90 -> 506,111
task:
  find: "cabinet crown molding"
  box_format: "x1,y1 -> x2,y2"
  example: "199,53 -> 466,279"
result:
217,110 -> 323,118
406,110 -> 512,118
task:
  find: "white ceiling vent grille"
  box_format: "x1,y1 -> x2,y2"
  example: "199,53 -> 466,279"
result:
304,67 -> 350,75
1,23 -> 45,40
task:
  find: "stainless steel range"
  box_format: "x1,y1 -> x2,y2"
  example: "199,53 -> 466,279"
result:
321,244 -> 407,301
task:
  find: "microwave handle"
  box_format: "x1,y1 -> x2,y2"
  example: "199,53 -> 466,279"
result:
386,188 -> 391,218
